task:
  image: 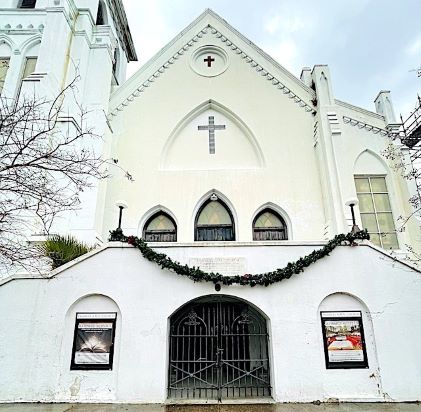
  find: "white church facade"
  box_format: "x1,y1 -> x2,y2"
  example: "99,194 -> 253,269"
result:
1,0 -> 421,405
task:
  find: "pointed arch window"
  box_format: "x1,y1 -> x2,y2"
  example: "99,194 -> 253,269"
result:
96,0 -> 108,25
195,196 -> 235,241
143,212 -> 177,242
253,209 -> 287,241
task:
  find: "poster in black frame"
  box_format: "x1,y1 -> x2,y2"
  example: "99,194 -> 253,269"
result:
70,312 -> 117,370
321,311 -> 368,369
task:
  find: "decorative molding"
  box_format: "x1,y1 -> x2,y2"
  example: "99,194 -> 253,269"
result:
109,25 -> 316,118
22,72 -> 47,82
159,99 -> 265,170
0,25 -> 44,35
313,121 -> 319,147
190,45 -> 228,77
327,112 -> 341,135
342,115 -> 399,138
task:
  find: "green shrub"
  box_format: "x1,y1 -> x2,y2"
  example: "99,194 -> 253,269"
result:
40,235 -> 92,269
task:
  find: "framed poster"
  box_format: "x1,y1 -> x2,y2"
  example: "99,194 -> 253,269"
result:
70,312 -> 117,370
321,311 -> 368,369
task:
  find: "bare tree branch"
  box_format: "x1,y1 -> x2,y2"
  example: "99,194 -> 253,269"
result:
0,75 -> 131,272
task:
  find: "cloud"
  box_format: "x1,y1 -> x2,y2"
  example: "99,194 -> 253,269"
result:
264,12 -> 309,36
406,34 -> 421,57
264,15 -> 281,35
124,0 -> 174,77
266,39 -> 298,71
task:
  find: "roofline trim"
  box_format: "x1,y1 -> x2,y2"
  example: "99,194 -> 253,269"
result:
109,9 -> 316,116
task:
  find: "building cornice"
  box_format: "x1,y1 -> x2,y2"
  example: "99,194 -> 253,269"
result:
335,99 -> 385,122
342,115 -> 399,138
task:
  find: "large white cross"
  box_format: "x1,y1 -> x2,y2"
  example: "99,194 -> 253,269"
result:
198,116 -> 226,154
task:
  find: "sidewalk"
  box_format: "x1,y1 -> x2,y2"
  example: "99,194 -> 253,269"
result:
0,404 -> 420,412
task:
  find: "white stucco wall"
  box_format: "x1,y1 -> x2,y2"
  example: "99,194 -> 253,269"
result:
99,17 -> 324,244
97,11 -> 419,254
0,243 -> 420,403
0,0 -> 133,245
1,7 -> 420,406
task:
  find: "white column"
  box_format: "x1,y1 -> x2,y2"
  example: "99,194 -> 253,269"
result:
35,1 -> 74,98
312,65 -> 347,235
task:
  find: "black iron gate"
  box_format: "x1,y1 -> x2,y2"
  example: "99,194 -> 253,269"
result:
168,296 -> 271,400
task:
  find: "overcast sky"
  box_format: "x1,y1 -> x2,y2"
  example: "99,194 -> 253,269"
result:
122,0 -> 421,119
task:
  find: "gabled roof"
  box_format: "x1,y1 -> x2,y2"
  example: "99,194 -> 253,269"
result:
109,9 -> 316,117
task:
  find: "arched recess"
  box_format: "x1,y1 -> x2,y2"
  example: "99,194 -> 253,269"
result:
160,99 -> 265,170
167,294 -> 271,400
354,149 -> 389,175
62,294 -> 122,372
318,292 -> 382,395
252,202 -> 292,240
19,35 -> 41,56
0,35 -> 16,52
193,190 -> 237,241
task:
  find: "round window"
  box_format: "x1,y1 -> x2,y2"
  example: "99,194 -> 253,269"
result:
190,45 -> 229,77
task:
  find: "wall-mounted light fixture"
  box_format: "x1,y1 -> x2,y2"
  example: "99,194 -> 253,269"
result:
345,198 -> 360,234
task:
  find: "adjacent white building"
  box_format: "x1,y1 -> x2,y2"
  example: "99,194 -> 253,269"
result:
1,1 -> 421,405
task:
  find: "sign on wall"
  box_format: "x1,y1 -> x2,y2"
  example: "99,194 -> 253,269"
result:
321,311 -> 368,369
71,313 -> 117,370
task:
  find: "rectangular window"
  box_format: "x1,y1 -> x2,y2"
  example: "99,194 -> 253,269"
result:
0,58 -> 10,94
16,57 -> 37,99
321,311 -> 368,369
19,0 -> 37,8
70,312 -> 117,370
22,57 -> 37,80
354,176 -> 398,249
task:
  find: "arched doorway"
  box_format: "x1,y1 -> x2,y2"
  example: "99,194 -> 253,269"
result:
168,295 -> 271,400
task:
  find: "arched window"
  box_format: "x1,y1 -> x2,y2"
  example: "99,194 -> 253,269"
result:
143,212 -> 176,242
253,208 -> 287,240
195,196 -> 235,241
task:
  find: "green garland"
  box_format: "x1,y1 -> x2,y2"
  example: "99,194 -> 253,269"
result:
109,228 -> 369,287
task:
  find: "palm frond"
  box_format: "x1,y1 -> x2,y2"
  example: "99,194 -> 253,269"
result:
39,235 -> 92,269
